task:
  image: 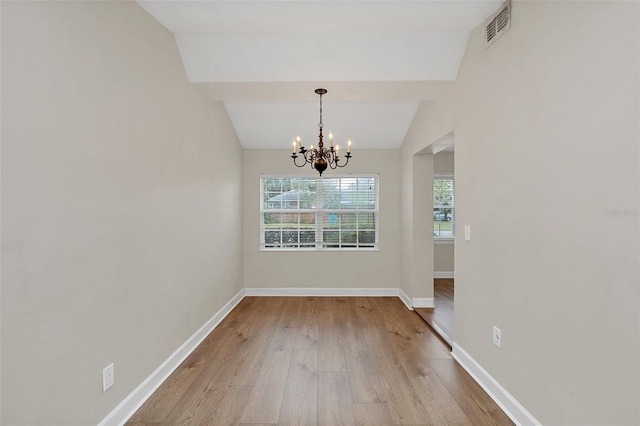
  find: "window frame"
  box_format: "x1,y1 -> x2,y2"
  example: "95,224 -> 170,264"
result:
260,174 -> 380,251
433,174 -> 455,242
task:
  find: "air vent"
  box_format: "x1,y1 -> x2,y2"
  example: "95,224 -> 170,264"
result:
485,0 -> 511,49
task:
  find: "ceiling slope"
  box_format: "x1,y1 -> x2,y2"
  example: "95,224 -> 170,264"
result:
136,1 -> 502,148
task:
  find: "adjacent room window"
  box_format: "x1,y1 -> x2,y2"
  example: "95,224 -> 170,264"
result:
261,175 -> 379,250
433,175 -> 454,238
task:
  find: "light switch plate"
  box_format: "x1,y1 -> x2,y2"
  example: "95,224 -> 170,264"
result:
464,225 -> 471,241
492,326 -> 502,348
102,363 -> 114,392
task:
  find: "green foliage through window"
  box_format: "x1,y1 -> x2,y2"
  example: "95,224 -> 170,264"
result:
433,176 -> 454,238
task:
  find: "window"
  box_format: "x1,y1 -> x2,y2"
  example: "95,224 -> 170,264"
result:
434,175 -> 454,238
261,175 -> 378,250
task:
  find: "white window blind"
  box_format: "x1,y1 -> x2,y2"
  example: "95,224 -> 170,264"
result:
261,175 -> 379,250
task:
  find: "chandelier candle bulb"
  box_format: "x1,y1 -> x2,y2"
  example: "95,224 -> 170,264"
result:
335,144 -> 340,157
347,139 -> 352,153
292,140 -> 296,153
296,134 -> 303,148
329,131 -> 334,146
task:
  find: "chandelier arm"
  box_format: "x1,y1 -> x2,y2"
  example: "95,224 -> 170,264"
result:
320,147 -> 329,161
307,149 -> 316,162
336,154 -> 351,168
328,150 -> 335,167
292,153 -> 310,167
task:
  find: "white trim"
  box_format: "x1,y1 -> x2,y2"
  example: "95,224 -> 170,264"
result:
451,343 -> 542,426
244,287 -> 415,311
98,289 -> 246,426
412,297 -> 435,308
245,287 -> 398,297
434,238 -> 454,245
260,175 -> 380,251
434,271 -> 454,279
398,288 -> 413,310
428,320 -> 452,346
434,173 -> 455,179
260,173 -> 380,179
260,247 -> 380,252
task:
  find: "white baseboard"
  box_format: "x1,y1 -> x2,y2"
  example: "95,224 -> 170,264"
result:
245,287 -> 398,297
451,343 -> 541,426
428,320 -> 452,346
245,287 -> 415,311
398,289 -> 413,310
434,271 -> 454,279
412,297 -> 435,308
98,288 -> 246,426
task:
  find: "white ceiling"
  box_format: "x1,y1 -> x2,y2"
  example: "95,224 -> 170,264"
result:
137,1 -> 502,149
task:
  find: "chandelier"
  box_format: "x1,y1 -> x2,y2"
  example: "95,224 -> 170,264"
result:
291,88 -> 352,176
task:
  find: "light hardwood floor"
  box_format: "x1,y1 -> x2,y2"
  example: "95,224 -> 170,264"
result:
127,296 -> 512,425
416,279 -> 455,346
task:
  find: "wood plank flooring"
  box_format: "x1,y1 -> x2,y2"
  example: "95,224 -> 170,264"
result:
416,279 -> 455,346
127,296 -> 512,426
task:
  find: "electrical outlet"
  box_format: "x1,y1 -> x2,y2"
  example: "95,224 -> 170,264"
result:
492,326 -> 502,348
102,363 -> 114,392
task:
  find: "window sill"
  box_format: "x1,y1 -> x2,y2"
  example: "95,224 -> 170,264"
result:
434,238 -> 454,245
260,247 -> 380,252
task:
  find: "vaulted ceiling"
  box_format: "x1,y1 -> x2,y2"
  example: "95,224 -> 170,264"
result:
137,1 -> 502,149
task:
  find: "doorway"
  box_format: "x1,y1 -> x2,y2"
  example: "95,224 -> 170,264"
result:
416,146 -> 455,346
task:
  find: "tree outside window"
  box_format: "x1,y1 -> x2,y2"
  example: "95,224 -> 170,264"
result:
433,176 -> 454,238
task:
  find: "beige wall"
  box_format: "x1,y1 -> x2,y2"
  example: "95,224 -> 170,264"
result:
243,150 -> 401,289
434,244 -> 454,273
401,1 -> 639,424
1,2 -> 243,424
434,151 -> 454,175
